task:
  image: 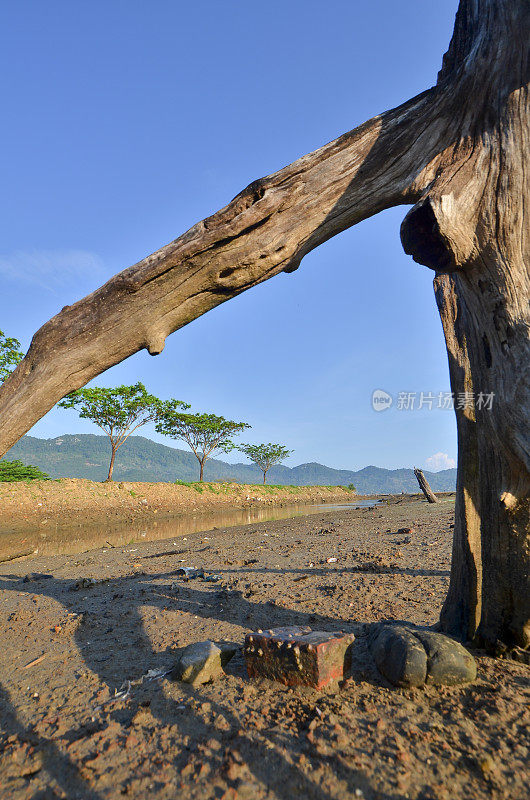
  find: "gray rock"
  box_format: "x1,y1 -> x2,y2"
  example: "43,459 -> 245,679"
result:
414,629 -> 477,685
369,625 -> 427,687
173,640 -> 235,686
368,624 -> 477,688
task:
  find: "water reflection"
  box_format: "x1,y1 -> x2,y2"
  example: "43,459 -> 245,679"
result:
0,499 -> 379,561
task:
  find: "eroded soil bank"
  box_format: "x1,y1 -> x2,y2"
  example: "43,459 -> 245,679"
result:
0,497 -> 528,799
0,479 -> 356,537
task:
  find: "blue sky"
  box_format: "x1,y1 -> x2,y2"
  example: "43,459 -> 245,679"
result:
1,0 -> 460,472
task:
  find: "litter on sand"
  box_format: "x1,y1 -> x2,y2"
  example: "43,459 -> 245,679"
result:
173,567 -> 222,583
142,668 -> 172,682
175,566 -> 204,580
24,654 -> 47,669
113,680 -> 132,701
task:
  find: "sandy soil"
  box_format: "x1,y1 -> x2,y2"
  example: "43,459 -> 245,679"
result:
0,479 -> 355,536
0,497 -> 528,800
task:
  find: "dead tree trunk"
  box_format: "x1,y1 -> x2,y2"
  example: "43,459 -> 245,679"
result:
0,0 -> 528,650
414,469 -> 438,504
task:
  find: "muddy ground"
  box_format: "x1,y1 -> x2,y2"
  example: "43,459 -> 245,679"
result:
0,497 -> 528,800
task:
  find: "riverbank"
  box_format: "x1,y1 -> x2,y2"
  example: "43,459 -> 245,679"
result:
0,496 -> 527,799
0,478 -> 356,535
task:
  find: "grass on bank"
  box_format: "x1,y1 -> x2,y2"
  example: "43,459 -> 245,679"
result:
173,480 -> 356,494
0,464 -> 355,494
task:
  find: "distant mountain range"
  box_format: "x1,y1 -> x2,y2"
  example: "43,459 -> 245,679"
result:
3,434 -> 457,494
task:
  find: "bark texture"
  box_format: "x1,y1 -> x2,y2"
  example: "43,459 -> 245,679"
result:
400,0 -> 530,651
414,469 -> 438,504
106,447 -> 117,482
0,0 -> 528,650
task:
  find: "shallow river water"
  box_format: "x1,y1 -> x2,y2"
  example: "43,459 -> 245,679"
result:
0,499 -> 379,561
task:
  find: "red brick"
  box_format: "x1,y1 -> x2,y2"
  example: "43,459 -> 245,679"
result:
244,626 -> 354,689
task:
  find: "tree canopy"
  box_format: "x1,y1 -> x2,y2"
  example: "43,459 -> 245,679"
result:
155,404 -> 250,481
239,442 -> 293,484
0,330 -> 23,383
0,459 -> 49,482
58,383 -> 163,481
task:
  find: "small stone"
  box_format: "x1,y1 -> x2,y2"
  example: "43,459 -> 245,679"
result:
173,641 -> 230,686
477,754 -> 496,775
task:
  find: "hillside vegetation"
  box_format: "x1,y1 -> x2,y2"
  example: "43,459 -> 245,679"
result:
4,434 -> 457,494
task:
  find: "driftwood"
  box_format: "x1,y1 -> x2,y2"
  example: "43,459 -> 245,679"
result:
413,469 -> 438,504
0,0 -> 528,651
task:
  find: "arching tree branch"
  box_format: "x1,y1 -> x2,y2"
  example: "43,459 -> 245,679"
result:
1,0 -> 528,652
0,87 -> 447,456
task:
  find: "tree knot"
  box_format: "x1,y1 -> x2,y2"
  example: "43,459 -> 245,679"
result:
400,196 -> 474,273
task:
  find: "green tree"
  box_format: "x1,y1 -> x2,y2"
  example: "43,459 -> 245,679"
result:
239,442 -> 293,484
0,460 -> 49,482
0,330 -> 23,383
156,403 -> 250,481
58,383 -> 164,481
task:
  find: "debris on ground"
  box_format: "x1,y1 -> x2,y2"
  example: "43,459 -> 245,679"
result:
22,573 -> 53,583
70,577 -> 108,591
173,566 -> 222,583
174,566 -> 204,580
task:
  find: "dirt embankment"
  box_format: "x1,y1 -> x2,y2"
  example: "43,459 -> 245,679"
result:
0,479 -> 356,533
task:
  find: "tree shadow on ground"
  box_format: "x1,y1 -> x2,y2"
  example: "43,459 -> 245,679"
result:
207,565 -> 451,578
0,683 -> 104,800
0,569 -> 407,800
